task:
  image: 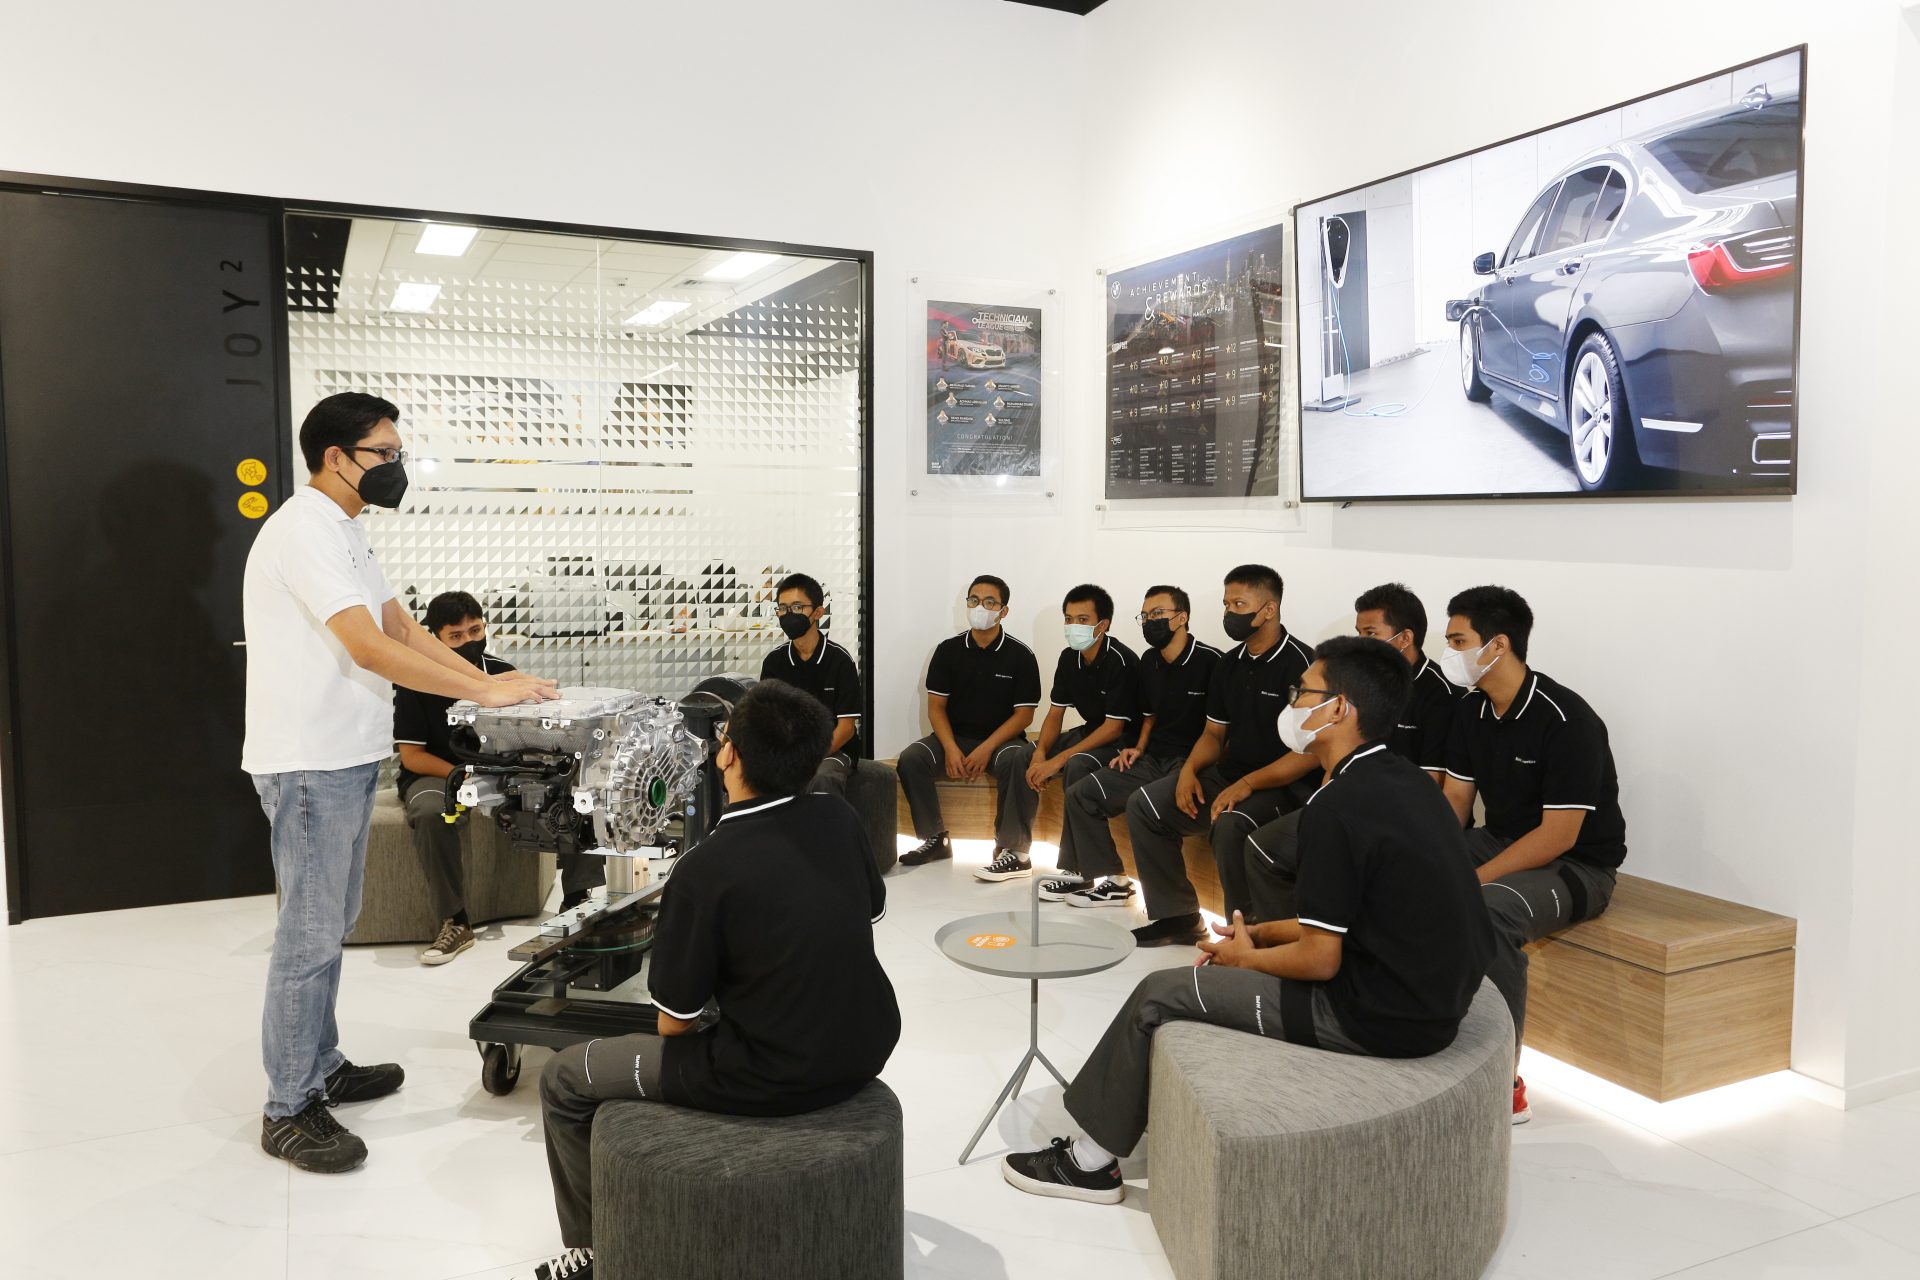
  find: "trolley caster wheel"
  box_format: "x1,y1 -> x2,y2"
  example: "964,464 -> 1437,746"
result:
480,1043 -> 522,1096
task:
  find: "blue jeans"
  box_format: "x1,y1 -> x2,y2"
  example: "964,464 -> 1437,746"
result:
253,764 -> 380,1119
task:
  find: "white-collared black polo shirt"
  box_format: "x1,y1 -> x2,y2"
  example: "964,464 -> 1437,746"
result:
924,628 -> 1042,739
1138,634 -> 1223,760
1048,636 -> 1139,728
1390,655 -> 1462,773
759,637 -> 863,757
1205,628 -> 1315,775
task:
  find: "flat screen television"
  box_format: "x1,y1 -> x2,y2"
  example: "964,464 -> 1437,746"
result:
1295,47 -> 1805,502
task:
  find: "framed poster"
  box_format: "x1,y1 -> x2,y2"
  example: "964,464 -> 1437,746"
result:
1103,223 -> 1286,500
924,299 -> 1043,478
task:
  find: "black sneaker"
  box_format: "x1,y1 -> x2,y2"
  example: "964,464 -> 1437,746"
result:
523,1247 -> 594,1279
559,889 -> 591,913
1002,1136 -> 1124,1204
1067,878 -> 1136,909
900,832 -> 953,866
261,1090 -> 367,1173
1131,912 -> 1204,947
325,1058 -> 404,1105
974,850 -> 1032,882
1037,874 -> 1085,901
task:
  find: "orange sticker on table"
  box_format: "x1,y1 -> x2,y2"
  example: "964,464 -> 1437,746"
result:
238,491 -> 270,519
236,458 -> 268,486
967,934 -> 1016,949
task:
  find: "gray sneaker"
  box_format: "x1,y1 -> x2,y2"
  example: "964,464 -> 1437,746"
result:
421,918 -> 475,966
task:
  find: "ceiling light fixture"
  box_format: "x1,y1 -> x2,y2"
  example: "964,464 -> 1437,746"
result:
623,299 -> 692,327
415,224 -> 479,256
703,250 -> 781,280
390,282 -> 442,312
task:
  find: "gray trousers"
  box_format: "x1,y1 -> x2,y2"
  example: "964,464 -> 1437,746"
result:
1013,724 -> 1105,859
1063,964 -> 1368,1157
896,731 -> 1036,852
1240,809 -> 1305,924
1058,751 -> 1177,880
540,1033 -> 669,1250
1468,828 -> 1618,1056
1123,766 -> 1310,921
808,750 -> 855,799
399,774 -> 605,923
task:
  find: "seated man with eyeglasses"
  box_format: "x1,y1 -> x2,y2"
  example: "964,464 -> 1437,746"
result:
897,574 -> 1042,868
757,572 -> 864,798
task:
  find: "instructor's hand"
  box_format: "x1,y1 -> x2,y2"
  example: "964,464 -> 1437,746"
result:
493,670 -> 559,692
474,680 -> 556,708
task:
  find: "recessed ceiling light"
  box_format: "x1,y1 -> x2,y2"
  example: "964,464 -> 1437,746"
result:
416,224 -> 479,256
703,251 -> 781,280
624,299 -> 692,327
390,282 -> 442,312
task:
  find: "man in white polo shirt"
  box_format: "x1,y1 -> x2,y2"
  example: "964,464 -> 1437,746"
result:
244,392 -> 556,1174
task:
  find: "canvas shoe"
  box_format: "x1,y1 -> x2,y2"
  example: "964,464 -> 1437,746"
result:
421,918 -> 476,965
1002,1137 -> 1124,1204
900,832 -> 953,866
1067,878 -> 1136,908
1512,1076 -> 1532,1125
974,850 -> 1033,882
1037,874 -> 1085,901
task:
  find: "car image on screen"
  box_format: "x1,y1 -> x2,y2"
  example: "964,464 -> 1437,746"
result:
1446,87 -> 1800,491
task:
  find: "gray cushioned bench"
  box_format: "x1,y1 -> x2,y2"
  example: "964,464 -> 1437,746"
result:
1148,979 -> 1513,1280
590,1080 -> 903,1280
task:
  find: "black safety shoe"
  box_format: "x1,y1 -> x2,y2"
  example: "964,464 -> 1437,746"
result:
325,1058 -> 405,1105
1002,1137 -> 1124,1204
900,832 -> 953,866
261,1091 -> 367,1173
1130,912 -> 1205,947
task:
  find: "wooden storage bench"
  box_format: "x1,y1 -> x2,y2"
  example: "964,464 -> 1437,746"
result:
1523,873 -> 1795,1102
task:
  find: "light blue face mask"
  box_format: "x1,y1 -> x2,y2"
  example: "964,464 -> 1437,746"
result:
1063,623 -> 1101,652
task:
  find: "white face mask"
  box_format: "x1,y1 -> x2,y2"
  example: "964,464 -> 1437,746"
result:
1439,640 -> 1499,688
1062,623 -> 1100,652
967,604 -> 1001,632
1278,697 -> 1340,754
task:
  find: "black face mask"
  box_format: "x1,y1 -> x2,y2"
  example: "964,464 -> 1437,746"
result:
1222,609 -> 1261,643
778,612 -> 811,640
1141,618 -> 1176,650
454,639 -> 487,667
349,456 -> 409,509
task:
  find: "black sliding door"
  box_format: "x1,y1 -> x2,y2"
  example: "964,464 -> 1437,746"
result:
0,189 -> 286,919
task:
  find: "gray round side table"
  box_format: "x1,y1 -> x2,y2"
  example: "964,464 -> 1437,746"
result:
934,880 -> 1134,1164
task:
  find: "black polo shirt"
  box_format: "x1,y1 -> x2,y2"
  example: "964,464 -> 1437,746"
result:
1137,635 -> 1223,760
392,652 -> 516,789
1444,669 -> 1628,870
649,793 -> 901,1116
924,628 -> 1042,739
1390,655 -> 1463,773
759,636 -> 863,758
1295,744 -> 1494,1057
1048,636 -> 1139,729
1205,628 -> 1316,776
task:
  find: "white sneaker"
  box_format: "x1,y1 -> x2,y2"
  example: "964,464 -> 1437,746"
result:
973,850 -> 1033,882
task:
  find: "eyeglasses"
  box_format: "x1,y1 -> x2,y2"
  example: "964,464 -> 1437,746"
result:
772,603 -> 815,617
964,595 -> 1003,610
1287,685 -> 1335,706
1136,608 -> 1185,623
348,445 -> 408,466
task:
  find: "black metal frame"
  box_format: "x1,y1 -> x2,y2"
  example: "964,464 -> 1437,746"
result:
0,169 -> 878,923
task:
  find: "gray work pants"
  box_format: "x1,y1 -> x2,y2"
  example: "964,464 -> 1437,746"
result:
540,1033 -> 669,1250
1057,751 -> 1177,880
1123,766 -> 1309,921
1468,828 -> 1618,1054
399,774 -> 605,923
1011,723 -> 1104,853
896,732 -> 1036,852
1062,964 -> 1368,1157
808,750 -> 855,799
1240,808 -> 1305,923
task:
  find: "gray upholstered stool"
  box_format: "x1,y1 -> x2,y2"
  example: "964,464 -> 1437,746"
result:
845,758 -> 900,874
590,1080 -> 904,1280
1148,978 -> 1513,1280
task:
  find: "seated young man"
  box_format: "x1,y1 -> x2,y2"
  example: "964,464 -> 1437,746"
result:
1124,564 -> 1317,943
1003,637 -> 1494,1203
1043,585 -> 1220,910
758,571 -> 863,798
393,591 -> 604,965
897,574 -> 1042,869
990,583 -> 1138,884
1441,584 -> 1626,1124
1236,581 -> 1460,922
526,681 -> 900,1280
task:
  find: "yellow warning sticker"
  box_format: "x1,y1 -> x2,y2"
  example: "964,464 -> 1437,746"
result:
238,492 -> 270,519
236,458 -> 268,487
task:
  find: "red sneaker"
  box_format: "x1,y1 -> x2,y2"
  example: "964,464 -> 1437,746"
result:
1511,1076 -> 1532,1125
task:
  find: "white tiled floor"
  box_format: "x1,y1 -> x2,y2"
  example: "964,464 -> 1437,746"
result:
2,837 -> 1916,1279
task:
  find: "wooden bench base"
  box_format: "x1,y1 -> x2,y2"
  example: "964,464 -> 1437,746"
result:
1524,873 -> 1795,1102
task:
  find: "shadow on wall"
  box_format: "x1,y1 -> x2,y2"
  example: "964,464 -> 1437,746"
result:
1327,496 -> 1793,573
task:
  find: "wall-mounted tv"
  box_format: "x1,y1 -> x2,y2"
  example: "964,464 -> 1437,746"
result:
1295,47 -> 1804,502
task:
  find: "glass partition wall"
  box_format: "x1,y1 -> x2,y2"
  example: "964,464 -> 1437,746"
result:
284,214 -> 867,698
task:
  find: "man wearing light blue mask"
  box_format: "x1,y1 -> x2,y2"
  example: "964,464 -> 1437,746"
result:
990,584 -> 1138,885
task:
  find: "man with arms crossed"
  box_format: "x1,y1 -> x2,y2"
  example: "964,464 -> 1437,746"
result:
1441,584 -> 1626,1123
526,682 -> 900,1280
758,571 -> 864,798
245,392 -> 555,1173
1001,637 -> 1493,1202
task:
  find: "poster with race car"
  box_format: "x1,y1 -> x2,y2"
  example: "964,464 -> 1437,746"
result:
924,300 -> 1043,478
1104,223 -> 1286,500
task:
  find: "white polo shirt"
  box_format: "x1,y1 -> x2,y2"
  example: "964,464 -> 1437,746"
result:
241,488 -> 397,775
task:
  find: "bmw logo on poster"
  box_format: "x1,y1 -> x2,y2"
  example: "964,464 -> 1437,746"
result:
925,301 -> 1043,478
